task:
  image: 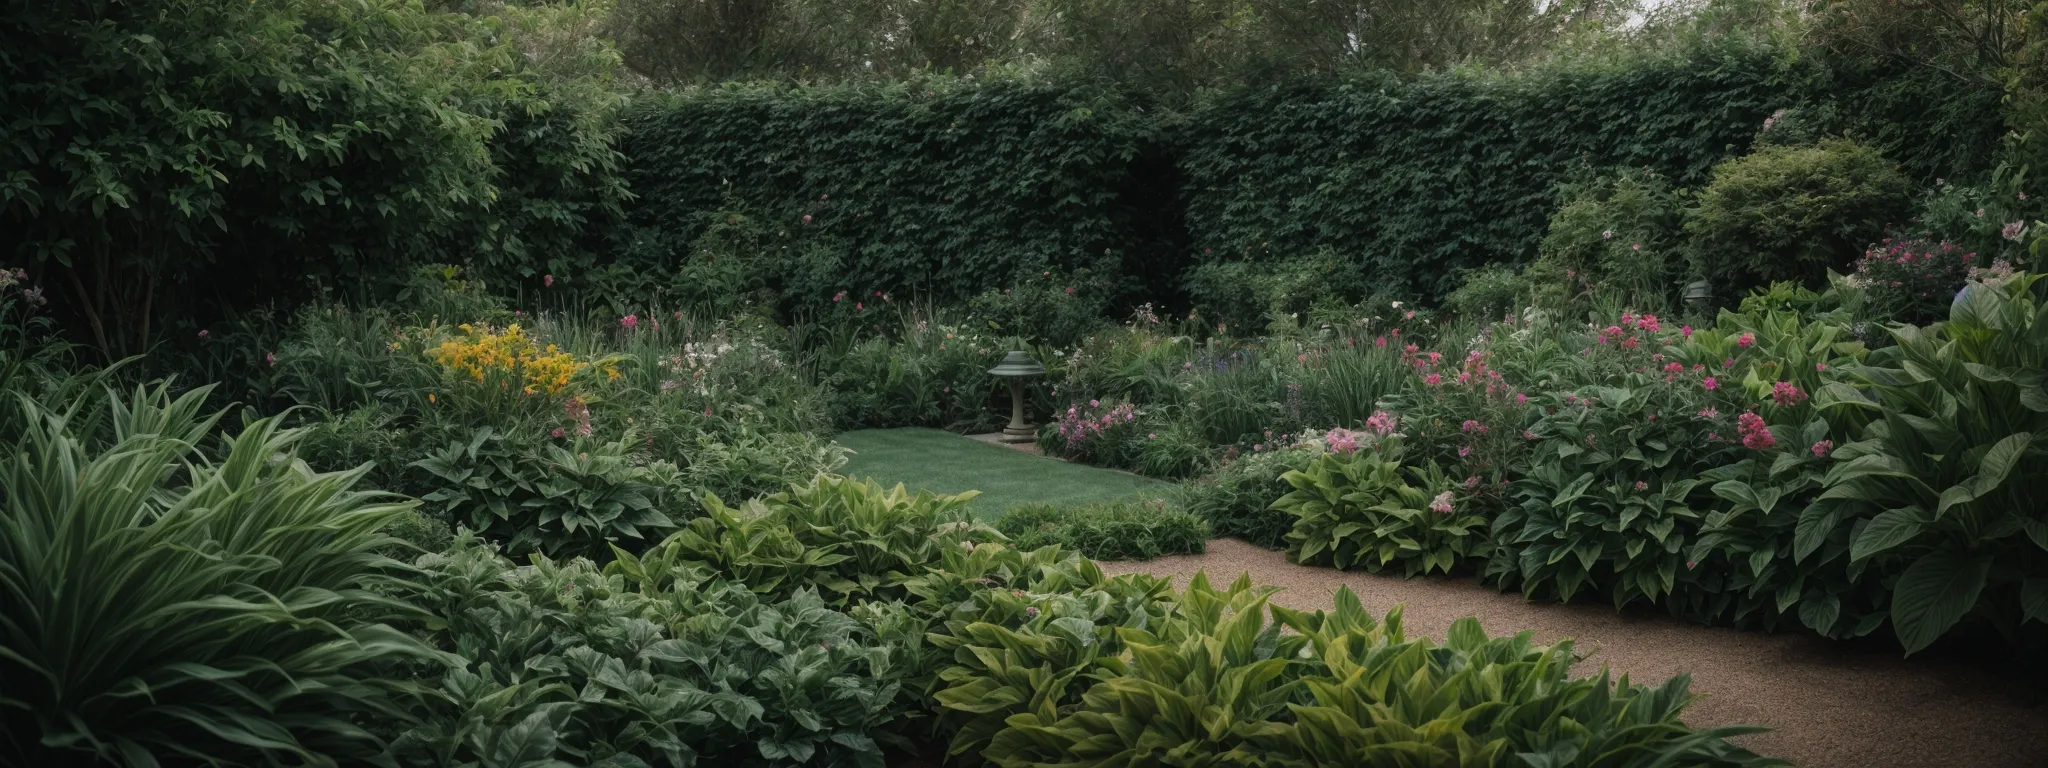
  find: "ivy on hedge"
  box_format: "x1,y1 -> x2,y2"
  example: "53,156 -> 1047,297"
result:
1177,38 -> 1804,301
617,78 -> 1171,310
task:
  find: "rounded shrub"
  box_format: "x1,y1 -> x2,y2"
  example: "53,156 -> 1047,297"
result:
1685,138 -> 1910,293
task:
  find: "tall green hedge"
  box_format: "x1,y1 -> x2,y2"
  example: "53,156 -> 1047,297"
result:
617,79 -> 1171,310
1177,40 -> 1804,302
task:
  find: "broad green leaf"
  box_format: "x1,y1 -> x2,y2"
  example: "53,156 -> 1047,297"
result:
1890,550 -> 1990,654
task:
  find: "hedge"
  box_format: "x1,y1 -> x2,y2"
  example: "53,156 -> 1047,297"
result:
617,78 -> 1174,310
1176,39 -> 1804,302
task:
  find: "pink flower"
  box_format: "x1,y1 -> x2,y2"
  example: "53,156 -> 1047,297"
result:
1429,492 -> 1454,514
1375,336 -> 1387,347
1515,393 -> 1527,404
621,314 -> 639,329
1457,445 -> 1472,457
1815,363 -> 1828,372
1461,419 -> 1484,433
1634,481 -> 1648,491
265,352 -> 276,367
1405,310 -> 1416,320
1523,430 -> 1538,440
1621,336 -> 1640,350
1365,411 -> 1399,435
1465,475 -> 1480,489
1697,408 -> 1718,418
544,274 -> 555,287
833,291 -> 846,303
198,330 -> 209,340
1325,428 -> 1359,454
1663,362 -> 1684,374
1090,399 -> 1100,408
1738,411 -> 1775,450
1681,325 -> 1693,338
1702,377 -> 1718,391
802,215 -> 813,224
1811,439 -> 1834,457
1424,373 -> 1442,386
856,302 -> 864,310
1771,381 -> 1807,406
1737,333 -> 1755,348
552,428 -> 566,438
1723,358 -> 1734,368
1065,286 -> 1075,295
1636,314 -> 1661,332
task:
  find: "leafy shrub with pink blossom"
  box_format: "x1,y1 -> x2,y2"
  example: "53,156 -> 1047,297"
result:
1848,235 -> 1975,323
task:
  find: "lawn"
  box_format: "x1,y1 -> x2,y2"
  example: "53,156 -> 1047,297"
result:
835,428 -> 1167,519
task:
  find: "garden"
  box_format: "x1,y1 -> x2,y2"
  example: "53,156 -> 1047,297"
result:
5,0 -> 2048,766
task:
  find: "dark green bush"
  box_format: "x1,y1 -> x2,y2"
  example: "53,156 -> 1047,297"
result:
995,500 -> 1208,560
1685,138 -> 1910,293
1175,444 -> 1320,549
1529,167 -> 1690,312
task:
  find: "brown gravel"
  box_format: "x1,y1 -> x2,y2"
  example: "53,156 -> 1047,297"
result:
1098,538 -> 2048,768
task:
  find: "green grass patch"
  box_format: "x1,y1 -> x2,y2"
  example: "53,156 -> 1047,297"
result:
835,428 -> 1167,519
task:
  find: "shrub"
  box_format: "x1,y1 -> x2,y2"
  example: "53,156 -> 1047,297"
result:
392,535 -> 917,767
1848,235 -> 1977,324
1531,167 -> 1690,312
994,500 -> 1208,560
978,577 -> 1777,767
1686,138 -> 1911,293
1175,443 -> 1320,549
1039,398 -> 1148,468
1444,262 -> 1536,322
410,428 -> 682,560
1816,272 -> 2048,653
0,385 -> 439,766
1276,434 -> 1491,576
618,475 -> 1000,607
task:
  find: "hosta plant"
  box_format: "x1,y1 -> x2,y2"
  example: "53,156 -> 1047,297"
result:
1276,435 -> 1490,577
618,475 -> 999,606
392,535 -> 916,767
1816,272 -> 2048,653
411,427 -> 680,560
0,384 -> 441,767
981,576 -> 1781,767
1493,384 -> 1727,609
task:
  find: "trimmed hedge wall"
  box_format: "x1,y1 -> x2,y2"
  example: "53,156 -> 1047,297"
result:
616,40 -> 2007,310
1177,40 -> 1801,301
617,79 -> 1172,309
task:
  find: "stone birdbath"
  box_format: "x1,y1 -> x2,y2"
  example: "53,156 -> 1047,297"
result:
988,350 -> 1047,443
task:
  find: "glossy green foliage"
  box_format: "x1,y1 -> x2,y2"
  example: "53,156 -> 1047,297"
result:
620,475 -> 998,606
1495,385 -> 1723,608
1181,39 -> 1798,302
618,78 -> 1168,310
978,576 -> 1781,768
1276,438 -> 1489,577
995,500 -> 1210,560
1175,444 -> 1319,549
392,536 -> 915,767
412,428 -> 681,560
1818,273 -> 2048,653
0,384 -> 439,766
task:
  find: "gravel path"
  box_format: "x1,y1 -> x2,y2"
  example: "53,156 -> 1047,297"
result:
1098,538 -> 2048,768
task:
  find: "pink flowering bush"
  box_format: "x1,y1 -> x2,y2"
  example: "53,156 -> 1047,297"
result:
1849,235 -> 1975,323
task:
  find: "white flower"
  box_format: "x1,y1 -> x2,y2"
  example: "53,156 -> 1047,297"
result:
1390,301 -> 1403,309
